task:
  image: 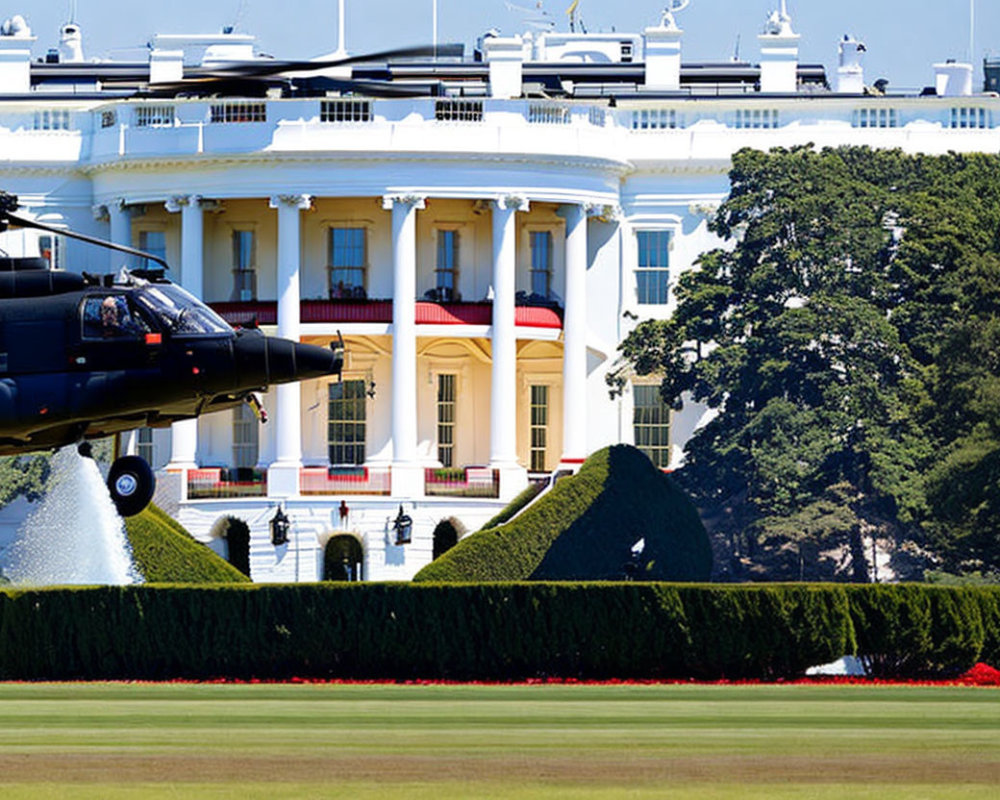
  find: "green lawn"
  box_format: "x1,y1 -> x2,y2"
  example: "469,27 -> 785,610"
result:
0,683 -> 996,798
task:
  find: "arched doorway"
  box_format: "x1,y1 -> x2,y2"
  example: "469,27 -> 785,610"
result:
432,517 -> 465,560
210,516 -> 251,577
323,534 -> 364,581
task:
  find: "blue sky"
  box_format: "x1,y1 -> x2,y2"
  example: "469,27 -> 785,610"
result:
16,1 -> 1000,91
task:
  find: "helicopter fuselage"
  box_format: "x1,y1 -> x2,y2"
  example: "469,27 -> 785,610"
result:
0,264 -> 341,456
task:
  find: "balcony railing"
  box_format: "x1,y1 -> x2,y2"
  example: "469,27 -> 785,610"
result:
300,465 -> 391,495
424,467 -> 500,498
210,299 -> 563,329
188,467 -> 267,499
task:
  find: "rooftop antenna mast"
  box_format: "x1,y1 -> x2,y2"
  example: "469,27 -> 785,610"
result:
566,0 -> 578,33
230,0 -> 249,32
970,0 -> 975,64
432,0 -> 437,56
338,0 -> 346,55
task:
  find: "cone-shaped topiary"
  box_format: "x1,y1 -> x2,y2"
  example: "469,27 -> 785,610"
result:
414,444 -> 712,582
125,504 -> 250,583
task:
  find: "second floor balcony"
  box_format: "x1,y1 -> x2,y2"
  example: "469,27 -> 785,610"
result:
210,298 -> 564,331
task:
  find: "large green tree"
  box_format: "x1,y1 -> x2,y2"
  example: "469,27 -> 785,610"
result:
611,146 -> 1000,579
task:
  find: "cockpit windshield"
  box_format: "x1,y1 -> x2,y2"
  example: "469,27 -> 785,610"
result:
134,283 -> 232,336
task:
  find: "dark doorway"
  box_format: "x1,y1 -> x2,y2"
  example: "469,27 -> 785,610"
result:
219,516 -> 251,577
324,534 -> 364,581
432,517 -> 465,560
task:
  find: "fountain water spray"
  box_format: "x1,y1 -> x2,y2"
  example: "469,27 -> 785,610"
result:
5,447 -> 142,585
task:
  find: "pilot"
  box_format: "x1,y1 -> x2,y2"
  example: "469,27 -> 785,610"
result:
100,295 -> 138,337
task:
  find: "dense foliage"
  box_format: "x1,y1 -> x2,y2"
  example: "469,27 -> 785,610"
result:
124,504 -> 250,584
413,444 -> 712,582
609,146 -> 1000,580
0,583 -> 994,681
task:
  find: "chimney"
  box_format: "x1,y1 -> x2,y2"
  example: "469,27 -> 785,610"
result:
0,15 -> 35,94
644,10 -> 683,91
150,49 -> 184,84
758,2 -> 799,93
483,34 -> 524,99
935,60 -> 973,97
836,35 -> 865,94
59,21 -> 84,62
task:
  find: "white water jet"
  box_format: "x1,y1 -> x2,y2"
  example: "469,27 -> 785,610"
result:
5,448 -> 142,586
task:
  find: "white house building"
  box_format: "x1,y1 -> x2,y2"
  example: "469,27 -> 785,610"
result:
0,5 -> 996,581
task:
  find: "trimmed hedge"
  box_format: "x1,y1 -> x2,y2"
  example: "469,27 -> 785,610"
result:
415,445 -> 712,582
0,583 -> 995,682
125,504 -> 250,584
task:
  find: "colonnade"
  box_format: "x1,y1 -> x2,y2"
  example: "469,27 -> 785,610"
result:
96,191 -> 598,500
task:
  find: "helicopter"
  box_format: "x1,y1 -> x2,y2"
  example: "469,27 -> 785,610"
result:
0,191 -> 343,516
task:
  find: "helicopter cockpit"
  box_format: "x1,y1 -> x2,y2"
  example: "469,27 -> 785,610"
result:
131,282 -> 232,337
80,274 -> 234,341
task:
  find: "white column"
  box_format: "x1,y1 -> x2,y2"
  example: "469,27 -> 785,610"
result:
383,194 -> 425,497
559,203 -> 588,466
490,195 -> 529,499
163,194 -> 205,474
267,193 -> 312,498
107,198 -> 130,270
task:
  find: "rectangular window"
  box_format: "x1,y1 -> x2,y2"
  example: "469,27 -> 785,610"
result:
231,230 -> 256,301
37,234 -> 64,269
232,402 -> 259,469
328,380 -> 367,465
633,384 -> 670,468
530,385 -> 549,472
636,230 -> 670,305
138,230 -> 166,270
530,231 -> 552,298
210,102 -> 266,123
136,427 -> 155,465
320,99 -> 372,123
135,105 -> 174,127
100,110 -> 117,128
435,230 -> 459,301
33,109 -> 71,131
328,227 -> 367,298
437,374 -> 456,468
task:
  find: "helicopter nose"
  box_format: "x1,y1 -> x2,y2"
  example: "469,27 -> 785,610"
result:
274,338 -> 344,382
232,330 -> 343,389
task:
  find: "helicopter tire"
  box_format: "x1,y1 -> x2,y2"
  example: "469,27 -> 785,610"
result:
107,455 -> 155,518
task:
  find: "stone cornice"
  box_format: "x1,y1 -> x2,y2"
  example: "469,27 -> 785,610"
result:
78,149 -> 634,178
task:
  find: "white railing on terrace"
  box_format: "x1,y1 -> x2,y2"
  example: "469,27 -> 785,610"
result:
4,96 -> 999,164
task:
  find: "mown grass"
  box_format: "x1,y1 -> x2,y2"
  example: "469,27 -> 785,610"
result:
0,683 -> 996,798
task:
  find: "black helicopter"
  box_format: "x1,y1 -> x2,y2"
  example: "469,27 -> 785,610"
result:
0,191 -> 343,516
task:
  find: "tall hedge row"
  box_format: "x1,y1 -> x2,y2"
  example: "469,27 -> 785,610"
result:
0,583 -> 995,682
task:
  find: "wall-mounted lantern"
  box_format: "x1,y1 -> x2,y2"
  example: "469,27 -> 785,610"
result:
270,506 -> 290,546
392,504 -> 412,545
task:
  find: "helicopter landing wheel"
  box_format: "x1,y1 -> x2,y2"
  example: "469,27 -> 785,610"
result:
107,455 -> 155,518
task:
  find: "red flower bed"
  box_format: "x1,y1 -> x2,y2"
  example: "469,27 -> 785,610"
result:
957,662 -> 1000,686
